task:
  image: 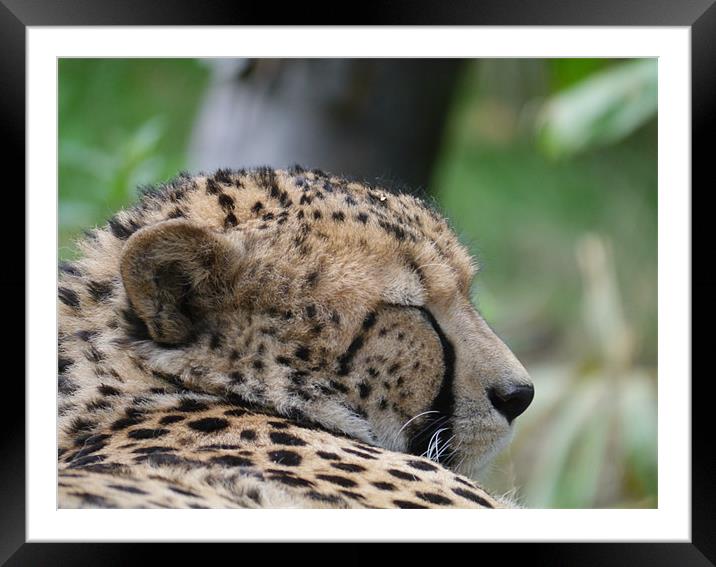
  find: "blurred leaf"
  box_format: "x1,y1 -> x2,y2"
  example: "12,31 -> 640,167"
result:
523,378 -> 604,507
536,59 -> 657,158
618,372 -> 658,499
58,200 -> 103,229
58,59 -> 208,260
112,117 -> 167,201
435,61 -> 656,508
59,140 -> 117,183
548,59 -> 614,91
555,405 -> 610,507
124,116 -> 165,163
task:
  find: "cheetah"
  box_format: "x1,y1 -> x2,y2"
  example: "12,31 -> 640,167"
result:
58,166 -> 534,509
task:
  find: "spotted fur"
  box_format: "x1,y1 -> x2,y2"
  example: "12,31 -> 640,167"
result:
58,167 -> 532,508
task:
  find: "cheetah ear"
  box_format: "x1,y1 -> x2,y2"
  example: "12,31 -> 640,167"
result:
119,219 -> 240,345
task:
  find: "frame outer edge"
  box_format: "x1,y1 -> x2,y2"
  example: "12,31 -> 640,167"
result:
692,1 -> 716,565
0,0 -> 27,566
7,0 -> 714,562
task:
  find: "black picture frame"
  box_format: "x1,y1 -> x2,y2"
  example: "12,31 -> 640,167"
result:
4,0 -> 713,564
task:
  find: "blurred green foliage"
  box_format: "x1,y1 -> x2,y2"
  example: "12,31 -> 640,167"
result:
59,59 -> 208,258
432,59 -> 657,508
58,58 -> 657,509
537,59 -> 657,158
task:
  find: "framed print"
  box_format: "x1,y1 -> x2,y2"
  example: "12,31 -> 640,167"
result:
5,0 -> 714,563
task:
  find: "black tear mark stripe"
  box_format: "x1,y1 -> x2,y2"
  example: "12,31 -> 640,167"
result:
407,307 -> 456,464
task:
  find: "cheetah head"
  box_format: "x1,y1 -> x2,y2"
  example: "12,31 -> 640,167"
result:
118,170 -> 533,478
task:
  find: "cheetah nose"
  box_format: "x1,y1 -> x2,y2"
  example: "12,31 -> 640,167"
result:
488,384 -> 534,424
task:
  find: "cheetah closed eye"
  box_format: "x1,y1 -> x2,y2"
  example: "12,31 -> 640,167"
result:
58,166 -> 534,509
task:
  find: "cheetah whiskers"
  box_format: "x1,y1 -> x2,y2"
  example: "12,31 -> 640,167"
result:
393,410 -> 439,443
435,434 -> 456,462
424,427 -> 452,462
411,414 -> 450,439
442,439 -> 464,468
453,454 -> 469,474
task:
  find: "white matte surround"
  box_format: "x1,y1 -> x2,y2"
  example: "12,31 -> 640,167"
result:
27,26 -> 690,541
